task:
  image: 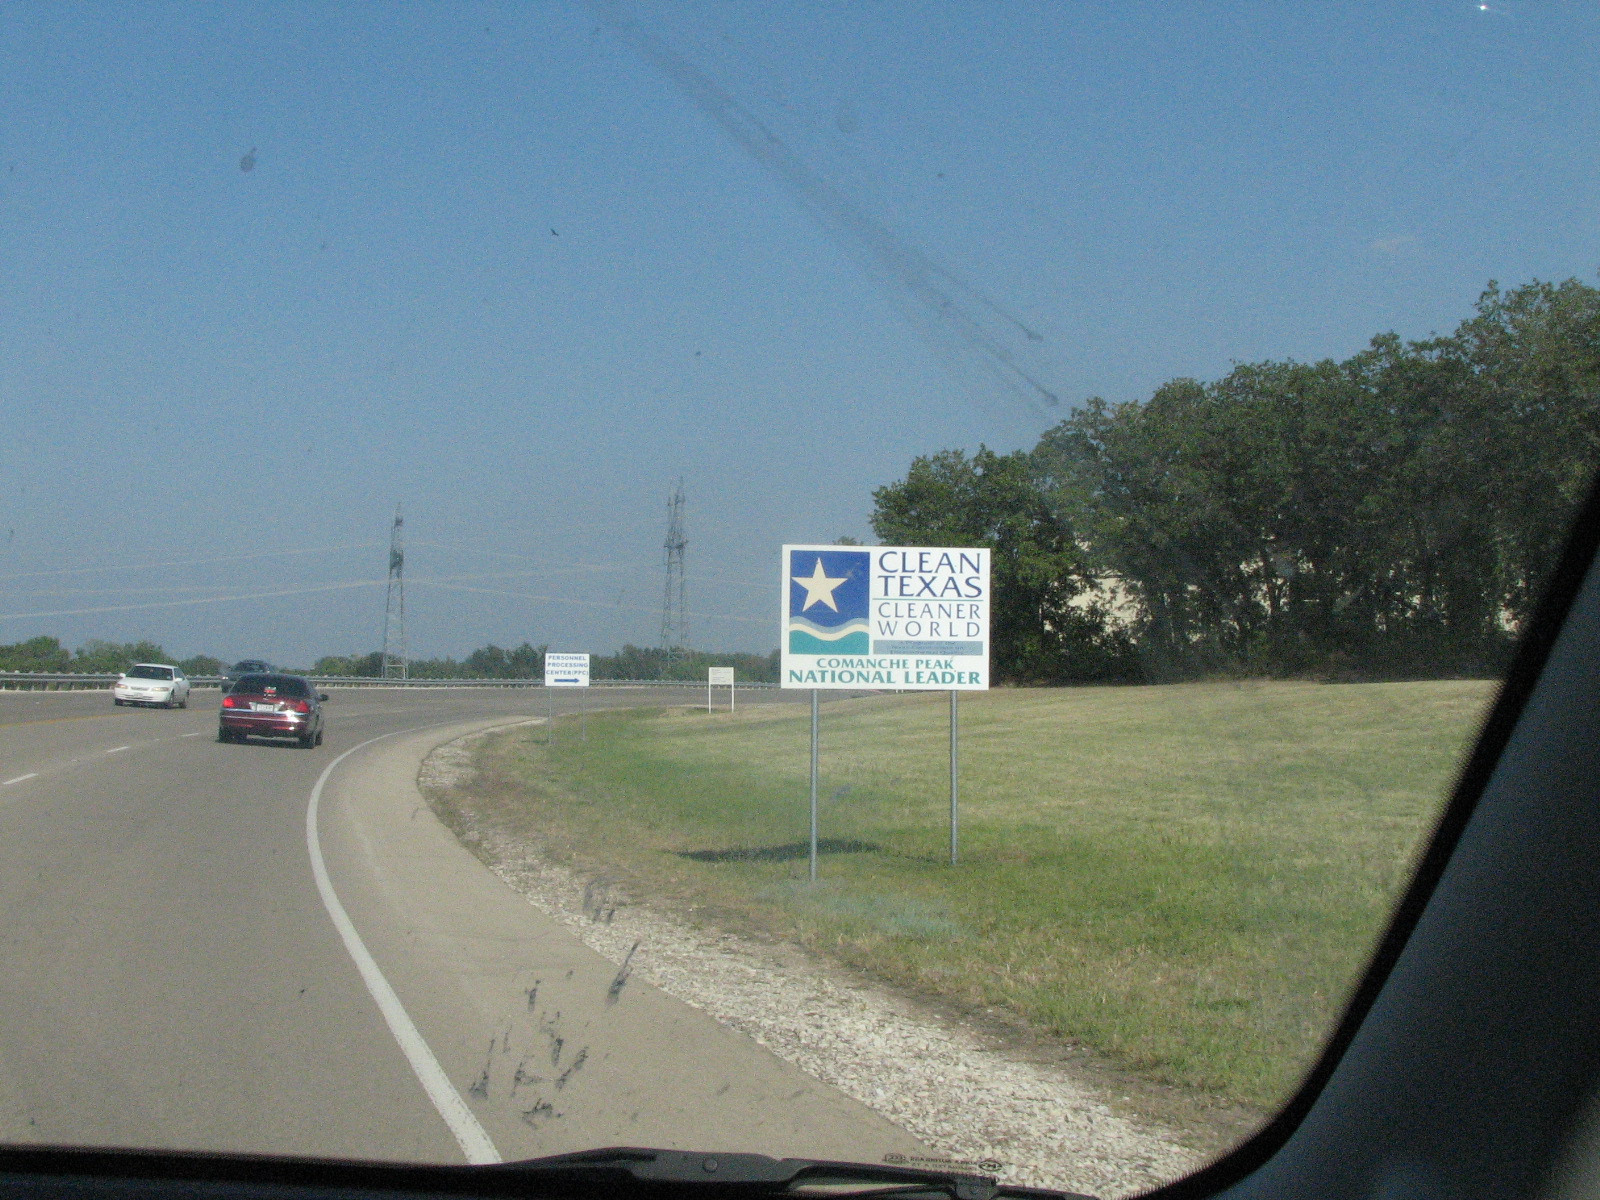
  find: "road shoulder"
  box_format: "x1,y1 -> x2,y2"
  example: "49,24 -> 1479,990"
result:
419,726 -> 1207,1198
318,716 -> 932,1166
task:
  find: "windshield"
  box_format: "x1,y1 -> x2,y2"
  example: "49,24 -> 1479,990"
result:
0,5 -> 1596,1196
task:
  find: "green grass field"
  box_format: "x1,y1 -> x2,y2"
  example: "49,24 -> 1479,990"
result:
444,680 -> 1494,1112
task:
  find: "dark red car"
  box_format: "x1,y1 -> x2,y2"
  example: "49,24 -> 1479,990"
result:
218,673 -> 326,747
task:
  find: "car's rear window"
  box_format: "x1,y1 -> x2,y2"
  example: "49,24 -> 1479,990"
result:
230,675 -> 308,698
126,665 -> 173,680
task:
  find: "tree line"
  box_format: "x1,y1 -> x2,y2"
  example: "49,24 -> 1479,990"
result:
311,643 -> 777,682
0,636 -> 778,683
0,635 -> 223,677
307,644 -> 780,681
872,277 -> 1600,682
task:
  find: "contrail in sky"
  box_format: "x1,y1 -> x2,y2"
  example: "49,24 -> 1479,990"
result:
593,2 -> 1065,416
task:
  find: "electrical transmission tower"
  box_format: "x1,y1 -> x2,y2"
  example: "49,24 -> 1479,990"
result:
660,480 -> 688,667
382,505 -> 407,680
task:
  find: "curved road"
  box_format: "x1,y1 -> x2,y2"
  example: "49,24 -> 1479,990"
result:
0,688 -> 926,1166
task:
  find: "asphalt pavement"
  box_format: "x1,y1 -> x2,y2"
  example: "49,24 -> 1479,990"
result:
0,687 -> 926,1166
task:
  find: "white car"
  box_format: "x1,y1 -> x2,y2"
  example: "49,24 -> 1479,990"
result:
111,663 -> 191,709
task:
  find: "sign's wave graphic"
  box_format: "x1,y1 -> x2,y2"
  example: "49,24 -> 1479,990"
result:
787,615 -> 869,641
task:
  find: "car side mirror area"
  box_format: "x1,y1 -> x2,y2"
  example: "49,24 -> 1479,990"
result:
318,693 -> 329,702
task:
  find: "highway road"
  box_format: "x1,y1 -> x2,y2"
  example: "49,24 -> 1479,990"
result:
0,687 -> 927,1166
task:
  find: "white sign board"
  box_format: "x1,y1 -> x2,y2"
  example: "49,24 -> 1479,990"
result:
780,545 -> 990,690
708,667 -> 735,685
544,652 -> 590,687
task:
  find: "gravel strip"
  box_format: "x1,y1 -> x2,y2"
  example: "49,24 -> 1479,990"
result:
420,731 -> 1205,1198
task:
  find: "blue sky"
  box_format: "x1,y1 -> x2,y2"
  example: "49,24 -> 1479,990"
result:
1,1 -> 1596,665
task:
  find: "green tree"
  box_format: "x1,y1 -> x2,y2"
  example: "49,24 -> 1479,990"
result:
591,645 -> 778,683
72,639 -> 172,673
507,642 -> 545,677
0,635 -> 71,672
311,651 -> 384,677
1452,278 -> 1600,627
404,656 -> 466,678
463,644 -> 513,677
1036,383 -> 1265,674
1034,277 -> 1600,679
871,446 -> 1138,683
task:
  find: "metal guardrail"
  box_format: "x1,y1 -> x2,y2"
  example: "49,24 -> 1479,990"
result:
0,671 -> 778,692
0,671 -> 125,690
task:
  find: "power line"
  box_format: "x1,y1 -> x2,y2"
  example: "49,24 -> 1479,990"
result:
0,579 -> 382,622
0,543 -> 384,584
411,579 -> 763,625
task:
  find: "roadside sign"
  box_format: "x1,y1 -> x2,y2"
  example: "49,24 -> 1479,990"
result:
780,545 -> 990,691
544,653 -> 590,687
707,665 -> 735,715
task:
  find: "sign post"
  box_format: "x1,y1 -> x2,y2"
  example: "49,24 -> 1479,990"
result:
543,653 -> 591,744
950,690 -> 959,865
780,545 -> 990,873
809,689 -> 820,881
708,666 -> 734,714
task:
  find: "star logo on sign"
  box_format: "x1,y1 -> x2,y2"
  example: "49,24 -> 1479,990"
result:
793,558 -> 847,611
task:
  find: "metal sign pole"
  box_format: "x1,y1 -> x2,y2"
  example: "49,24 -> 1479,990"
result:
547,687 -> 554,744
950,689 -> 959,866
731,680 -> 736,713
809,688 -> 819,882
707,676 -> 712,715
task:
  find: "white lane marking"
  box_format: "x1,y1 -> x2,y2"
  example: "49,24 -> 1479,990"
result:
0,723 -> 250,792
305,733 -> 501,1165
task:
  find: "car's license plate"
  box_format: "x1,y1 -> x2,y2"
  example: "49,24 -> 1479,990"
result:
250,702 -> 276,712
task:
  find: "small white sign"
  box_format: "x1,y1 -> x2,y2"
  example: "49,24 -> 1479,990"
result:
708,667 -> 735,685
544,652 -> 590,687
780,544 -> 991,691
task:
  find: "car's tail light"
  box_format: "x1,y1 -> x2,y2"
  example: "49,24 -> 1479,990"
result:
222,695 -> 240,708
287,699 -> 311,714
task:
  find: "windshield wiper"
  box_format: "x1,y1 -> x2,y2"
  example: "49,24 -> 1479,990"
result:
482,1147 -> 1095,1200
0,1144 -> 1097,1200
